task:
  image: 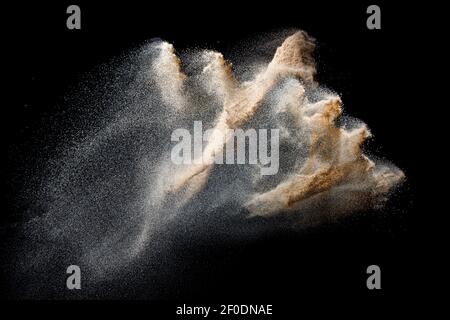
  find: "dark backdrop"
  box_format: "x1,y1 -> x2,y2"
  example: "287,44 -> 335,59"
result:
2,0 -> 429,317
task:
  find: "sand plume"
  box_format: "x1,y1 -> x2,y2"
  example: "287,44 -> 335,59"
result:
14,31 -> 405,288
148,31 -> 404,217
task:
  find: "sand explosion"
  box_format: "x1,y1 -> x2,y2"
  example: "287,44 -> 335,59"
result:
15,31 -> 405,292
155,31 -> 404,217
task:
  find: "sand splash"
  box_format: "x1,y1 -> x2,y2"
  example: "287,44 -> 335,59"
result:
14,31 -> 404,293
156,31 -> 404,216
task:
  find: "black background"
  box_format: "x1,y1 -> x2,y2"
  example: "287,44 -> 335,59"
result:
1,0 -> 432,317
